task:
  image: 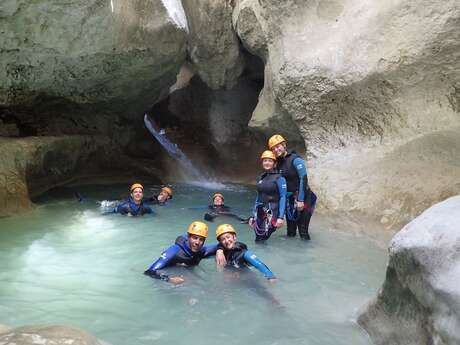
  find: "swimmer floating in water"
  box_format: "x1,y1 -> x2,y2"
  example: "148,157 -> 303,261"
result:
146,186 -> 173,206
204,193 -> 248,223
113,183 -> 153,216
216,224 -> 276,281
144,221 -> 226,284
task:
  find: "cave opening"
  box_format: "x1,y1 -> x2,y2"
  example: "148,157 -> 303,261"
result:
143,50 -> 266,182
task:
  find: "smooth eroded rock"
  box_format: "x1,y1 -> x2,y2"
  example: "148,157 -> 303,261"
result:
182,0 -> 244,90
0,0 -> 187,115
233,0 -> 460,228
358,195 -> 460,345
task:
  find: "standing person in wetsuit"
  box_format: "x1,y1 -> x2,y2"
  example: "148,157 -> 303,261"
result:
216,224 -> 276,281
113,183 -> 153,216
144,221 -> 226,284
268,134 -> 317,240
146,186 -> 173,205
204,193 -> 247,223
249,151 -> 287,242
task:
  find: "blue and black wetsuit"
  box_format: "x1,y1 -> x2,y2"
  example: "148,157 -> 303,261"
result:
144,235 -> 218,281
277,151 -> 316,239
252,171 -> 287,241
219,242 -> 275,279
204,205 -> 248,223
114,197 -> 153,216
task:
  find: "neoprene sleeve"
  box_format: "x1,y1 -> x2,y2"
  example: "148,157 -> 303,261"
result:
243,250 -> 275,279
145,244 -> 181,281
275,176 -> 287,217
292,157 -> 308,202
201,244 -> 219,258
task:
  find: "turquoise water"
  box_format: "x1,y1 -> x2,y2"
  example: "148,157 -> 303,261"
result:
0,183 -> 387,345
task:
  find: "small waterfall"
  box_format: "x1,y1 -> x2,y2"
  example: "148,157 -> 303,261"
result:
144,114 -> 209,182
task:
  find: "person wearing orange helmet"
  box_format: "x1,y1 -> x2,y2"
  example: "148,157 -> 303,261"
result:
203,192 -> 248,223
215,224 -> 276,281
248,150 -> 287,241
113,183 -> 153,216
268,134 -> 317,240
144,221 -> 225,284
146,186 -> 173,205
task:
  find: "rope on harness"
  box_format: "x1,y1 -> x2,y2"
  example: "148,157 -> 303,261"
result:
253,207 -> 274,236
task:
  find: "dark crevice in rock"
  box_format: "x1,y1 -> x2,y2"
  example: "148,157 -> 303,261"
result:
143,49 -> 266,182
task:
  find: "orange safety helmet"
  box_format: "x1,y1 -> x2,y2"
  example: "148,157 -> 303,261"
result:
161,186 -> 173,196
268,134 -> 286,150
212,193 -> 224,201
187,221 -> 209,238
130,183 -> 144,192
216,224 -> 237,240
260,150 -> 277,161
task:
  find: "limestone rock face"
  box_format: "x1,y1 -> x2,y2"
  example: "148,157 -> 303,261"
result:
358,195 -> 460,345
182,0 -> 244,90
0,136 -> 113,216
0,0 -> 187,114
232,0 -> 268,60
233,0 -> 460,227
0,325 -> 108,345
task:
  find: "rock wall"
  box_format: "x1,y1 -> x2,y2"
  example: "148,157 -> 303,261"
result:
233,0 -> 460,229
0,0 -> 187,115
358,195 -> 460,345
182,0 -> 244,90
0,324 -> 110,345
0,136 -> 106,216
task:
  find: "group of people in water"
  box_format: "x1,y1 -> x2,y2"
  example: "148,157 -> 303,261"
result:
111,134 -> 317,285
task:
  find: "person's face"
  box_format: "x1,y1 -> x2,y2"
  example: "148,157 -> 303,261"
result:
218,233 -> 237,250
157,191 -> 170,203
131,188 -> 144,203
188,234 -> 205,252
213,196 -> 224,206
272,142 -> 286,158
262,158 -> 275,171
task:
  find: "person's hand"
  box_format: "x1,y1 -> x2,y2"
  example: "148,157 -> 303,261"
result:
267,278 -> 277,285
296,201 -> 305,211
169,276 -> 185,285
248,217 -> 255,227
216,249 -> 227,267
275,218 -> 284,228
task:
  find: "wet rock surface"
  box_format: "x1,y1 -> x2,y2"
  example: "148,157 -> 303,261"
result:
358,195 -> 460,345
0,325 -> 109,345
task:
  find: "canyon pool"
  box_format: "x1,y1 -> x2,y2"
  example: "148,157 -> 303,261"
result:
0,183 -> 387,345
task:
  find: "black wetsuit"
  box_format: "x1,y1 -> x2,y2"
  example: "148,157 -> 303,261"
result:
204,205 -> 247,222
277,151 -> 315,239
219,242 -> 275,279
252,171 -> 287,241
114,197 -> 153,216
144,235 -> 218,281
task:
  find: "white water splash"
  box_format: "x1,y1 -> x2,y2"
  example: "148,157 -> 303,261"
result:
161,0 -> 188,32
144,114 -> 209,182
187,181 -> 232,191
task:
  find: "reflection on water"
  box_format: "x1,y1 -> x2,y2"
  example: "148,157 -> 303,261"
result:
0,184 -> 387,345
